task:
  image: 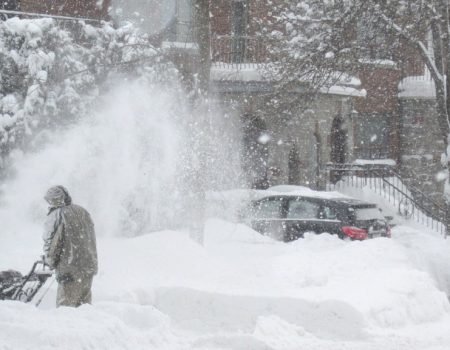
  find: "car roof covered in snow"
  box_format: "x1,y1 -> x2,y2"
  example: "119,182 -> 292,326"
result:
254,185 -> 377,207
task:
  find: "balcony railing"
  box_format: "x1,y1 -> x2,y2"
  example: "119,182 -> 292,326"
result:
211,35 -> 271,69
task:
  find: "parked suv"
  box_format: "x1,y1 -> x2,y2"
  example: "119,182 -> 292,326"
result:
243,195 -> 391,241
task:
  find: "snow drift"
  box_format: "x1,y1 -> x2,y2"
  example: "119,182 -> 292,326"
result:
1,220 -> 450,349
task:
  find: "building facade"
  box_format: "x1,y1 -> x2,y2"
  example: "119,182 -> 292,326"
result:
4,0 -> 443,197
207,0 -> 365,189
0,0 -> 111,20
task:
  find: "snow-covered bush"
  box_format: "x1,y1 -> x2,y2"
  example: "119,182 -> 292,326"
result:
0,17 -> 169,172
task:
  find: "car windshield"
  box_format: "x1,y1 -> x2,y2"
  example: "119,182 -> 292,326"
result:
354,207 -> 385,220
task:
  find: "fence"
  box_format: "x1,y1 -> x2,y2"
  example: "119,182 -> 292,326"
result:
324,163 -> 448,236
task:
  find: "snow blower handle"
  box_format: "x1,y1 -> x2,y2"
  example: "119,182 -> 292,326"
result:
40,255 -> 52,270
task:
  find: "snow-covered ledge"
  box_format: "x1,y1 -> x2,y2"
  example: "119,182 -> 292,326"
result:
210,64 -> 366,97
353,159 -> 397,166
398,76 -> 436,99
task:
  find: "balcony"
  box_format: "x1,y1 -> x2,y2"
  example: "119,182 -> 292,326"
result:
398,55 -> 435,99
211,35 -> 271,69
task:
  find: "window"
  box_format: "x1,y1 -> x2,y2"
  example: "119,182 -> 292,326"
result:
287,200 -> 319,219
231,0 -> 248,36
254,199 -> 282,219
357,13 -> 392,60
319,206 -> 338,220
231,0 -> 249,63
355,113 -> 390,159
175,0 -> 193,42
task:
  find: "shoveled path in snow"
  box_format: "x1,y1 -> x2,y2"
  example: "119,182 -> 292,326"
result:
1,219 -> 450,349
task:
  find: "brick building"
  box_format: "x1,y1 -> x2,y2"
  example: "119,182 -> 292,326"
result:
0,0 -> 111,20
3,0 -> 442,196
206,0 -> 366,189
204,1 -> 444,196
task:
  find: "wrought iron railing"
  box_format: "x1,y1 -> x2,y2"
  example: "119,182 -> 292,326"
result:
211,35 -> 271,68
324,163 -> 448,236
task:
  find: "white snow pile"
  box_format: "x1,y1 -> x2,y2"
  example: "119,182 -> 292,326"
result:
1,220 -> 450,349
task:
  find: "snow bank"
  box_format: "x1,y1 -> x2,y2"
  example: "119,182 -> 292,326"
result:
1,219 -> 450,349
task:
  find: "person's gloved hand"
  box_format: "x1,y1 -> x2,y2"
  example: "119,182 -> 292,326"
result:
41,255 -> 54,269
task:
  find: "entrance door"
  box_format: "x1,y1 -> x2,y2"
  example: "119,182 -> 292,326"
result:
330,116 -> 347,183
330,116 -> 347,164
241,114 -> 269,189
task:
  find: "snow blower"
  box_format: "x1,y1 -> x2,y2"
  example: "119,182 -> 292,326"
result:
0,258 -> 53,303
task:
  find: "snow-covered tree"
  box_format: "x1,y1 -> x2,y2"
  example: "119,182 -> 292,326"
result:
259,0 -> 367,111
275,0 -> 448,156
364,1 -> 450,179
0,17 -> 165,174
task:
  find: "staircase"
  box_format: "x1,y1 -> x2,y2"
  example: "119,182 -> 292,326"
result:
324,163 -> 448,236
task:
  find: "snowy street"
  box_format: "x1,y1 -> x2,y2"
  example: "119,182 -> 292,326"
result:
1,219 -> 450,350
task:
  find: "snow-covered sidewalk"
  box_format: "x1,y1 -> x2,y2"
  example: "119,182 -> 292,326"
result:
1,219 -> 450,350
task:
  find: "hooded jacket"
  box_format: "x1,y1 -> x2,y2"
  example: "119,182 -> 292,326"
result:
43,186 -> 98,279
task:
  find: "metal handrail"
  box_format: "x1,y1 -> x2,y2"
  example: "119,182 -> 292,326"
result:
380,177 -> 443,221
324,163 -> 447,236
374,168 -> 447,217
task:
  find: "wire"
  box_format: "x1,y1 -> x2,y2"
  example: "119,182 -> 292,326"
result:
0,9 -> 102,23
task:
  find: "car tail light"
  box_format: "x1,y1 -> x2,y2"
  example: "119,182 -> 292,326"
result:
341,226 -> 368,240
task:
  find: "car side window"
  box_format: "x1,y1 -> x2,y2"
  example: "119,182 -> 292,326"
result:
254,199 -> 282,219
320,206 -> 338,220
287,199 -> 319,219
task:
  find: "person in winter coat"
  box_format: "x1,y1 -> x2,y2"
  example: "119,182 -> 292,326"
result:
42,186 -> 98,307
